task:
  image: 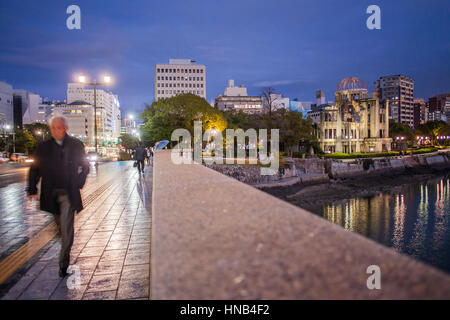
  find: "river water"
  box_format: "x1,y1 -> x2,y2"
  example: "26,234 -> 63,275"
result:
308,174 -> 450,273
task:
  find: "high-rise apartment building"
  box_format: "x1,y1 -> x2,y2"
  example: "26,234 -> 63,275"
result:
374,75 -> 414,127
67,83 -> 121,141
413,99 -> 427,128
428,93 -> 450,122
154,59 -> 206,101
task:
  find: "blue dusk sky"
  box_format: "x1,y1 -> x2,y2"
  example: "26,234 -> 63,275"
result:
0,0 -> 449,116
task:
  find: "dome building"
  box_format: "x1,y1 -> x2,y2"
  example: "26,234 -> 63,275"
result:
309,77 -> 392,153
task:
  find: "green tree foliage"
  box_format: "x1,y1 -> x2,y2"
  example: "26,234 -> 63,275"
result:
272,109 -> 316,155
415,120 -> 450,144
24,123 -> 50,140
14,130 -> 36,154
140,94 -> 227,147
389,119 -> 414,142
119,133 -> 139,151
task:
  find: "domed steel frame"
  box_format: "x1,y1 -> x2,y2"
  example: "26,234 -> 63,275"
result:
336,77 -> 367,91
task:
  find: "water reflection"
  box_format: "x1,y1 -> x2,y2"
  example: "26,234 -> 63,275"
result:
316,174 -> 450,273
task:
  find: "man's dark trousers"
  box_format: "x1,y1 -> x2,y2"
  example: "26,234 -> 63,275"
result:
137,160 -> 145,173
53,189 -> 75,270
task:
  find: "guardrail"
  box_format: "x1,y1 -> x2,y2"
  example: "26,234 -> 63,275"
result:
151,150 -> 450,299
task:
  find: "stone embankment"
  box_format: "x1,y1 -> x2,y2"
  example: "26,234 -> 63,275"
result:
204,152 -> 450,188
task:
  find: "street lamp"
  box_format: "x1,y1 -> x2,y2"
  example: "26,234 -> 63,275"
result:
78,74 -> 112,154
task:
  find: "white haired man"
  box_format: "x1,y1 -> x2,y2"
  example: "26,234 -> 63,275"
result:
27,116 -> 90,277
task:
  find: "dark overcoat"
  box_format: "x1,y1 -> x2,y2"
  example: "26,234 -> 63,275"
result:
27,134 -> 90,214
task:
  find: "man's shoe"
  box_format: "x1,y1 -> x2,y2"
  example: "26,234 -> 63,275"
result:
59,267 -> 68,278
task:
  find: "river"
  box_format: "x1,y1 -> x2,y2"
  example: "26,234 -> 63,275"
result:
265,172 -> 450,273
310,174 -> 450,273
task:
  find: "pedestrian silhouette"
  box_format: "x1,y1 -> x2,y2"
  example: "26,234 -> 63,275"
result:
27,116 -> 90,278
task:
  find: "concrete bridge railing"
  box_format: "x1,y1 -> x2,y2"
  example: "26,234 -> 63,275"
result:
151,150 -> 450,299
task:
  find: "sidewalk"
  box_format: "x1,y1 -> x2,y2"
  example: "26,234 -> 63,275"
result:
0,162 -> 152,300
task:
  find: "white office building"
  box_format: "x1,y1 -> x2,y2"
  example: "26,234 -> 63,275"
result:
52,101 -> 95,145
67,83 -> 121,141
154,59 -> 206,101
215,80 -> 263,114
21,92 -> 52,125
0,81 -> 14,128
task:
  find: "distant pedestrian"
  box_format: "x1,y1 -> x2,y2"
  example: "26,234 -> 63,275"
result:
147,147 -> 153,165
27,116 -> 90,278
134,142 -> 147,174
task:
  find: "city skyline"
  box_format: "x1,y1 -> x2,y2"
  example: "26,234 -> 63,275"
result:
1,0 -> 449,116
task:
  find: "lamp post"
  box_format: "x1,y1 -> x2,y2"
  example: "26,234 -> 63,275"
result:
78,75 -> 111,154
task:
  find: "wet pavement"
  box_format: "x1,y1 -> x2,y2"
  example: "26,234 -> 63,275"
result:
0,161 -> 152,300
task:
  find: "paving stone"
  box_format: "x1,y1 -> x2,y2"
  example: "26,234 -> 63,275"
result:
82,290 -> 117,300
85,238 -> 110,248
116,279 -> 149,300
124,251 -> 150,266
129,235 -> 150,244
126,243 -> 149,254
105,240 -> 129,250
1,275 -> 35,300
121,264 -> 150,281
19,277 -> 61,300
93,259 -> 124,275
100,249 -> 127,261
86,274 -> 121,293
78,246 -> 106,257
50,282 -> 87,300
90,231 -> 113,239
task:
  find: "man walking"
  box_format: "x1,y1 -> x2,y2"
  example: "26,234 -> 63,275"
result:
27,116 -> 90,278
134,142 -> 147,174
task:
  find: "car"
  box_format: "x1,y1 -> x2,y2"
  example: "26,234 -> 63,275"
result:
10,153 -> 28,163
0,156 -> 10,164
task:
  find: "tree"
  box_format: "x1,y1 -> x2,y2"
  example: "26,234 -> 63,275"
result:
389,119 -> 414,143
24,123 -> 50,139
274,109 -> 316,156
415,120 -> 450,145
14,130 -> 36,154
140,94 -> 227,148
119,133 -> 139,151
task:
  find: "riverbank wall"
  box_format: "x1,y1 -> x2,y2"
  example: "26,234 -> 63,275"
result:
204,152 -> 450,188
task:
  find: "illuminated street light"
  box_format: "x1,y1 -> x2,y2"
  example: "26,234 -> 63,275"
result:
79,75 -> 86,83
